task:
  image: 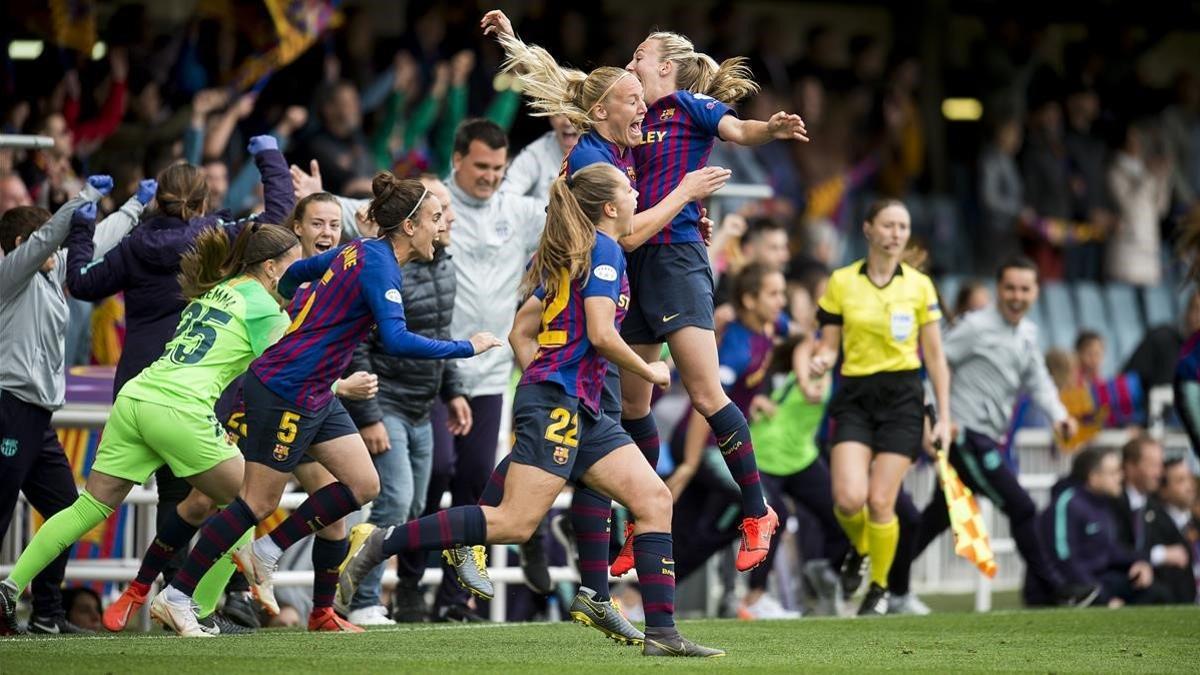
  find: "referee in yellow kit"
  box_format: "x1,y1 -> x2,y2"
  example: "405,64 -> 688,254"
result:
809,198 -> 952,615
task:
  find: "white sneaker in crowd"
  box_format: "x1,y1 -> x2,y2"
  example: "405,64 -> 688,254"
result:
887,592 -> 932,616
347,605 -> 394,626
738,593 -> 802,620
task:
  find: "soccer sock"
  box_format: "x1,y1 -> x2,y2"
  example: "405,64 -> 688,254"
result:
193,527 -> 252,619
135,507 -> 198,586
477,456 -> 510,507
866,517 -> 899,588
267,482 -> 359,551
8,491 -> 112,591
172,498 -> 258,597
311,535 -> 350,610
632,532 -> 676,628
834,506 -> 869,555
381,506 -> 487,557
706,402 -> 767,518
621,414 -> 660,470
570,488 -> 613,602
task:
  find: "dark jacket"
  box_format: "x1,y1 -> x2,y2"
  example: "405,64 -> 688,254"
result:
1143,499 -> 1198,604
1040,478 -> 1142,587
343,248 -> 467,426
63,149 -> 292,395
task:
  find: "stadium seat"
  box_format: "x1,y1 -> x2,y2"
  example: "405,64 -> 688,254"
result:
1103,283 -> 1145,368
1142,285 -> 1174,327
1027,295 -> 1052,352
1040,281 -> 1078,351
1074,282 -> 1118,376
937,275 -> 962,315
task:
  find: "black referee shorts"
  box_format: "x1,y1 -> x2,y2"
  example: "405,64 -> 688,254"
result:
829,370 -> 924,460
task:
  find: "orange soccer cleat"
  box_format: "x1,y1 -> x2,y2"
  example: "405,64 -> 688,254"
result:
609,522 -> 636,577
735,505 -> 779,572
103,580 -> 151,632
308,607 -> 365,633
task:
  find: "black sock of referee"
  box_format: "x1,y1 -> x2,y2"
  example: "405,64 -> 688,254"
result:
706,402 -> 767,518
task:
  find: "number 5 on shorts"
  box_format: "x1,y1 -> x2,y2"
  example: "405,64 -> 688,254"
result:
544,407 -> 578,448
277,411 -> 301,444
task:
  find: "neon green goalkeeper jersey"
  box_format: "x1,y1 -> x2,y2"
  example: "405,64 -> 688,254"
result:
118,276 -> 289,409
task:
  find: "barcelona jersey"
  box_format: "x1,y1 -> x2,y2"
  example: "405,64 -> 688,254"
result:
633,90 -> 734,246
1177,331 -> 1200,383
521,231 -> 629,412
564,131 -> 637,186
718,319 -> 776,418
252,238 -> 472,412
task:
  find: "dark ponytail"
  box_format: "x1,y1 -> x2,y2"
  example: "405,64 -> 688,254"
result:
178,223 -> 298,299
367,172 -> 428,238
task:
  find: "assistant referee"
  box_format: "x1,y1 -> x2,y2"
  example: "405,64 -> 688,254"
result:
809,198 -> 952,615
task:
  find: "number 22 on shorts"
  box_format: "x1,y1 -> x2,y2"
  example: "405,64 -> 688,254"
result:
544,407 -> 578,447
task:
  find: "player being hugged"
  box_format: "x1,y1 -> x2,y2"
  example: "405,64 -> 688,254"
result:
148,173 -> 501,637
339,164 -> 724,658
0,223 -> 300,635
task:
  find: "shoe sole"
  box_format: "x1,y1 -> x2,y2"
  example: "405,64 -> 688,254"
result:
643,639 -> 726,658
569,610 -> 643,646
441,550 -> 494,600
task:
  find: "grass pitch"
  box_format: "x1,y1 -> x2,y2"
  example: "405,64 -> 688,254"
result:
1,606 -> 1196,673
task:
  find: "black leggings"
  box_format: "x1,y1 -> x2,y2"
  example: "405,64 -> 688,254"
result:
749,459 -> 848,591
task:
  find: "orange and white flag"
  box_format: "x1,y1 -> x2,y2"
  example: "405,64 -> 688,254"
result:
936,450 -> 997,578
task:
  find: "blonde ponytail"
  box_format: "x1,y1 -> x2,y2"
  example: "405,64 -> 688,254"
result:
498,32 -> 634,130
647,31 -> 760,105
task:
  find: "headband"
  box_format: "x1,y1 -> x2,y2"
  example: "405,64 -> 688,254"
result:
405,186 -> 430,223
243,221 -> 298,265
590,72 -> 633,117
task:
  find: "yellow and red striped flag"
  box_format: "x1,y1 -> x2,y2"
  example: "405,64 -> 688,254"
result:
936,450 -> 997,578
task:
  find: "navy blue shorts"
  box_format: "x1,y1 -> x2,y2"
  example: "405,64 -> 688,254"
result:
600,367 -> 622,420
242,372 -> 358,472
621,241 -> 715,344
570,404 -> 632,482
510,382 -> 631,481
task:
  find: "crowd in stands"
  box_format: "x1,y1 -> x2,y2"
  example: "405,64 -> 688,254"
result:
1,1 -> 1198,632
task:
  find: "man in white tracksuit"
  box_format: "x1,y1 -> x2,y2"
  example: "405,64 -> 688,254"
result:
499,115 -> 579,201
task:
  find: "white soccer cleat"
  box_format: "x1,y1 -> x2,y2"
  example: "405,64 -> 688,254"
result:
233,541 -> 280,617
149,587 -> 212,638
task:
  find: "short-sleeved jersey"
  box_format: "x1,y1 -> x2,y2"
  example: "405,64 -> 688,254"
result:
119,277 -> 289,410
817,260 -> 942,377
253,238 -> 472,412
521,231 -> 629,412
564,131 -> 637,187
633,90 -> 734,246
750,373 -> 826,476
717,319 -> 775,416
1177,331 -> 1200,383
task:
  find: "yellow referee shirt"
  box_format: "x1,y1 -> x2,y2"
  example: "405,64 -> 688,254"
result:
816,259 -> 941,377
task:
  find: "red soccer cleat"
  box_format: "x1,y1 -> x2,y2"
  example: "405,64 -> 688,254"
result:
103,580 -> 151,632
308,607 -> 365,633
609,522 -> 636,577
736,505 -> 779,572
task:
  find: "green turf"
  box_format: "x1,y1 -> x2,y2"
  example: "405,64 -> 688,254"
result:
1,607 -> 1197,673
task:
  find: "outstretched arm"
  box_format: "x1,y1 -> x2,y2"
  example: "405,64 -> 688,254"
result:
717,111 -> 808,147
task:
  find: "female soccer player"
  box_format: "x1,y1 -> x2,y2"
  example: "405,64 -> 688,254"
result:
149,173 -> 501,637
341,164 -> 723,657
0,223 -> 301,635
809,198 -> 952,615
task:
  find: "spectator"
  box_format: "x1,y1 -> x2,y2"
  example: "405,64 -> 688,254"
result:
1111,435 -> 1166,552
0,173 -> 33,213
1063,82 -> 1111,280
1105,123 -> 1171,286
1143,458 -> 1197,604
297,80 -> 374,194
423,119 -> 546,621
978,115 -> 1027,269
951,280 -> 991,323
1075,330 -> 1106,386
1021,97 -> 1071,277
60,588 -> 103,633
500,115 -> 580,200
1028,446 -> 1168,606
714,217 -> 789,306
1160,72 -> 1200,208
1124,290 -> 1200,390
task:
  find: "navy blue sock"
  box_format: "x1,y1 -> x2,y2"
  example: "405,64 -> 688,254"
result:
136,507 -> 198,586
621,414 -> 660,470
706,403 -> 767,518
311,536 -> 349,610
570,488 -> 613,601
633,532 -> 676,628
269,482 -> 359,550
381,505 -> 487,557
173,498 -> 258,596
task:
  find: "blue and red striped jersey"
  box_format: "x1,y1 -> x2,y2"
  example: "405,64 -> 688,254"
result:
717,319 -> 776,418
633,90 -> 734,246
521,231 -> 629,412
252,238 -> 472,411
564,131 -> 637,186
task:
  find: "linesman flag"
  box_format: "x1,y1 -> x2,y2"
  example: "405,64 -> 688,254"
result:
936,449 -> 997,579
